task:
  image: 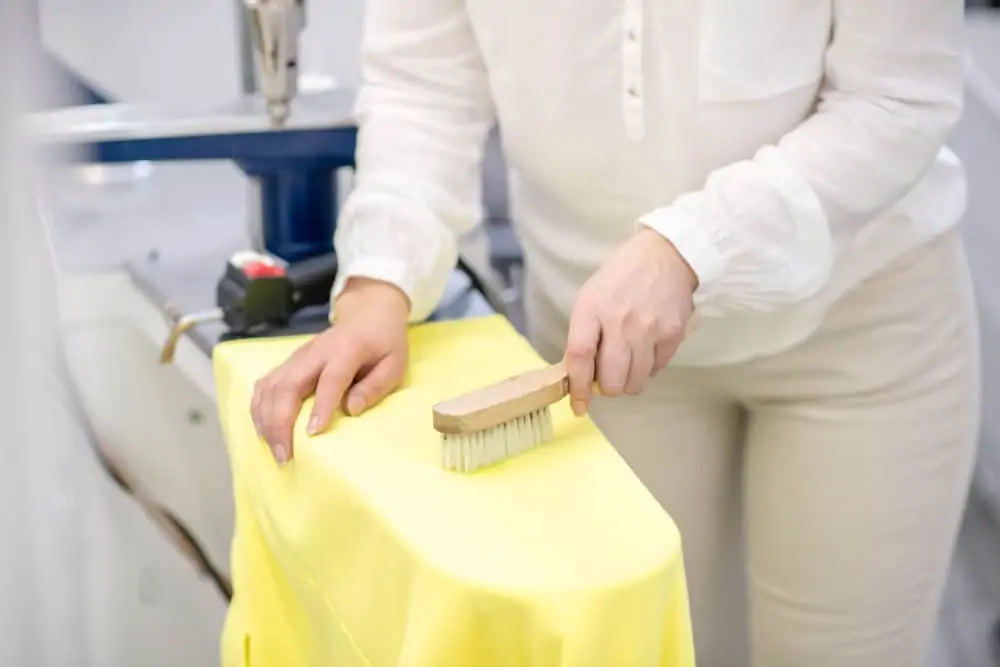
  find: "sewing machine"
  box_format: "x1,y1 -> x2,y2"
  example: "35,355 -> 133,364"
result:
30,1 -> 504,662
36,0 -> 503,347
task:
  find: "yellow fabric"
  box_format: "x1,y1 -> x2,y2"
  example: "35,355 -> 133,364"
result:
214,315 -> 695,667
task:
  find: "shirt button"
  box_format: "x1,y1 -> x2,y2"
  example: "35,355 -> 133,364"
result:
628,86 -> 640,97
627,28 -> 638,41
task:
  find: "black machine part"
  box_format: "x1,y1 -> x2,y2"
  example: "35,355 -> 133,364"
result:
215,249 -> 505,339
216,251 -> 338,335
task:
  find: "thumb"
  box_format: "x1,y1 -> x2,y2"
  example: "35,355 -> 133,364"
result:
564,308 -> 601,416
344,354 -> 405,417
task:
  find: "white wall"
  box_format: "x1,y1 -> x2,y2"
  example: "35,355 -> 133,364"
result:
38,0 -> 365,104
955,11 -> 1000,524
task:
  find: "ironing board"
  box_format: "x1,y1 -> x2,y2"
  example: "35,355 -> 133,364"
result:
213,315 -> 694,667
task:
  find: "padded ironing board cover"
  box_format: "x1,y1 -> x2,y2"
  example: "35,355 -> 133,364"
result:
214,315 -> 695,667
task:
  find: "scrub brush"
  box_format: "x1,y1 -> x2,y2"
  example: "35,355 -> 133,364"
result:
431,315 -> 698,472
432,362 -> 570,473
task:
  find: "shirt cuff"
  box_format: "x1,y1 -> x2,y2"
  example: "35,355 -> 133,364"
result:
636,204 -> 728,293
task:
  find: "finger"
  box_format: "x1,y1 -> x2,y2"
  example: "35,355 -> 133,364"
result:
307,343 -> 365,436
596,331 -> 631,397
251,378 -> 265,437
651,338 -> 682,376
343,354 -> 405,416
624,338 -> 654,396
564,310 -> 601,416
263,390 -> 304,464
261,354 -> 325,463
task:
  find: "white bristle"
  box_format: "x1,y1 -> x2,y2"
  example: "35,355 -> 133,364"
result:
440,407 -> 555,473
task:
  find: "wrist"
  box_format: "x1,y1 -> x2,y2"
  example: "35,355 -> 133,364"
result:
636,227 -> 699,292
334,277 -> 411,321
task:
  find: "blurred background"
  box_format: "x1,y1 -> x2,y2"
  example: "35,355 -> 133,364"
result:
5,1 -> 999,665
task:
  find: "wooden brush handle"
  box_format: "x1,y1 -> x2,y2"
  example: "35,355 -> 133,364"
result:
432,314 -> 699,435
433,362 -> 569,435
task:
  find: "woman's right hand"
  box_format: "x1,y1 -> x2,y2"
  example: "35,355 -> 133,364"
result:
251,277 -> 411,464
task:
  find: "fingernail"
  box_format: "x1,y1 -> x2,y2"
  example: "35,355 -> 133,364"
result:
273,444 -> 288,465
306,414 -> 320,436
571,401 -> 586,416
346,395 -> 365,417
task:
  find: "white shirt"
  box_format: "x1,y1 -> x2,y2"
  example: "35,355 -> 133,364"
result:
333,0 -> 967,366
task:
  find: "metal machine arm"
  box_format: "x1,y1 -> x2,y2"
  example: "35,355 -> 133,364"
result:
245,0 -> 306,126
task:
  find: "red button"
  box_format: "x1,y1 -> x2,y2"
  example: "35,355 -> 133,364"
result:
242,261 -> 286,279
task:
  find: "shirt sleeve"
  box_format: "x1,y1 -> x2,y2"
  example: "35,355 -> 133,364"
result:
332,0 -> 495,322
638,0 -> 965,317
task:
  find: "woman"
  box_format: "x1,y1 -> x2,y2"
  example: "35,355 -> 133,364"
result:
252,1 -> 979,664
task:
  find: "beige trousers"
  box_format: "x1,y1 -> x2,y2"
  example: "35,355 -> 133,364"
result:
524,230 -> 981,667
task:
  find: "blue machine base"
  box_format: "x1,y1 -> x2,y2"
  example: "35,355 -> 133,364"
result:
239,158 -> 342,263
81,125 -> 357,262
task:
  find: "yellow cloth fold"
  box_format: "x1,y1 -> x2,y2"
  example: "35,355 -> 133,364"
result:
215,315 -> 695,667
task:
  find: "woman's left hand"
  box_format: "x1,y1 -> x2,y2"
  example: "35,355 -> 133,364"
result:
563,227 -> 698,415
